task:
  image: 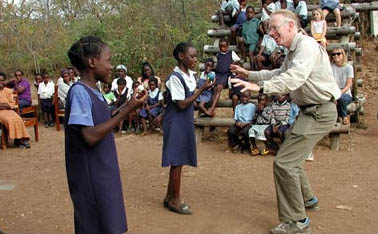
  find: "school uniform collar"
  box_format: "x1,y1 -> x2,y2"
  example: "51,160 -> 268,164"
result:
173,66 -> 196,78
275,100 -> 289,106
115,87 -> 126,95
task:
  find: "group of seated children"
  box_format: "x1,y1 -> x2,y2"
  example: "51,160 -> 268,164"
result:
217,0 -> 344,70
194,54 -> 250,117
102,63 -> 163,135
227,93 -> 297,156
33,68 -> 81,128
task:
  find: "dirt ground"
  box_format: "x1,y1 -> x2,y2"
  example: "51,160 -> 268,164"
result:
1,40 -> 378,233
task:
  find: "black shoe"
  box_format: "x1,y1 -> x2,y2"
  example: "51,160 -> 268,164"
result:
49,121 -> 55,127
19,140 -> 31,149
44,122 -> 49,128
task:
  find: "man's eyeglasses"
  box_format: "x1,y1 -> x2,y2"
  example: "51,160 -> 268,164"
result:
332,52 -> 342,56
268,21 -> 290,33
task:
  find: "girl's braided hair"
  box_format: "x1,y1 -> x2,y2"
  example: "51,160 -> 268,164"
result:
173,42 -> 194,63
67,36 -> 107,71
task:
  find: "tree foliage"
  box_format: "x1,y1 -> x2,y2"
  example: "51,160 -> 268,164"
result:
0,0 -> 216,78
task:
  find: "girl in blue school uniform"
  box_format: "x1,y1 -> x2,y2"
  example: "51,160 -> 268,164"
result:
64,36 -> 147,234
139,77 -> 163,134
163,42 -> 214,215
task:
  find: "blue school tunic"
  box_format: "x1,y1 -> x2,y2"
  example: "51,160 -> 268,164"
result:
162,72 -> 197,167
215,51 -> 233,87
139,90 -> 162,118
196,75 -> 213,103
64,82 -> 127,234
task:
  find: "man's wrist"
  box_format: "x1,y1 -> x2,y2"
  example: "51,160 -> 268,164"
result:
258,81 -> 264,93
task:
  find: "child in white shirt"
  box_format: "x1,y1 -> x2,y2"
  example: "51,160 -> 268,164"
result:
38,72 -> 55,127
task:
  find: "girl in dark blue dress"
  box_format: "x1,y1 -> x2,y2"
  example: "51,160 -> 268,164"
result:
162,42 -> 214,215
65,36 -> 147,234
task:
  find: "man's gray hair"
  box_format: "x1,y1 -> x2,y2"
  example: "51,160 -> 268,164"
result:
271,10 -> 300,29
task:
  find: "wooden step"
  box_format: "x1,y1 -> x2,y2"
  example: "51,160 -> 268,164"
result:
203,42 -> 357,54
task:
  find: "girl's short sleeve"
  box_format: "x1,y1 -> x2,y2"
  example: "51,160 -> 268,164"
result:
67,85 -> 94,126
165,75 -> 185,101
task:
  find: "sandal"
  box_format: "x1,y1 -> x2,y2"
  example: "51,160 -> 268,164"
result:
342,117 -> 350,125
168,202 -> 192,215
260,149 -> 270,156
251,148 -> 260,156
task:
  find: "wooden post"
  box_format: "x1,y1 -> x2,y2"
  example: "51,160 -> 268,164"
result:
329,133 -> 340,151
195,127 -> 204,144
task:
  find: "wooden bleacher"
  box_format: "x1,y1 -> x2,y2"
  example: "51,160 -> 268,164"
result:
193,2 -> 376,150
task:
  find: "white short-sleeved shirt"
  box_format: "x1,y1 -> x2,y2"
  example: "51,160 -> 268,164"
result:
275,0 -> 294,11
294,1 -> 308,18
261,3 -> 276,22
149,88 -> 164,101
232,4 -> 247,18
111,76 -> 133,92
38,81 -> 55,99
262,34 -> 278,55
165,66 -> 197,101
221,0 -> 239,12
331,63 -> 354,96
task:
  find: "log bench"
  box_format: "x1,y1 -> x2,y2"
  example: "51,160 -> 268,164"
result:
211,8 -> 358,23
194,117 -> 350,150
208,26 -> 357,38
203,42 -> 358,54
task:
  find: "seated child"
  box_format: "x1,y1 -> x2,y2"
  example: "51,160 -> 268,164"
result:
311,8 -> 327,48
230,0 -> 247,45
237,6 -> 262,70
270,47 -> 286,69
228,75 -> 247,112
249,93 -> 274,156
321,0 -> 342,27
194,59 -> 215,117
275,0 -> 295,11
102,83 -> 116,110
261,0 -> 276,22
139,78 -> 163,135
126,81 -> 142,133
37,72 -> 55,128
216,0 -> 240,29
209,38 -> 241,116
292,0 -> 308,28
256,21 -> 278,70
264,94 -> 291,152
227,92 -> 256,153
113,78 -> 129,109
113,78 -> 129,133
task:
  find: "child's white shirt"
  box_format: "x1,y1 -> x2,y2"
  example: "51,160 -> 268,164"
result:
38,81 -> 55,99
221,0 -> 239,12
166,66 -> 197,101
149,88 -> 164,101
232,4 -> 246,17
275,0 -> 295,11
261,2 -> 276,21
262,34 -> 278,55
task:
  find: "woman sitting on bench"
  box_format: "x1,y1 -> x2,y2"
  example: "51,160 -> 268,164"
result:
0,72 -> 31,149
330,47 -> 353,125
